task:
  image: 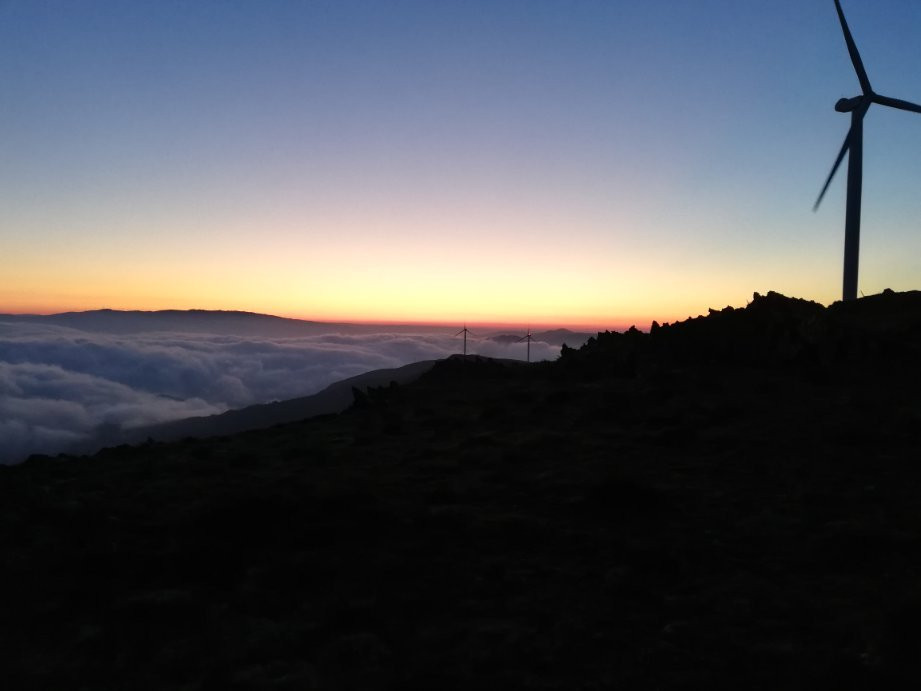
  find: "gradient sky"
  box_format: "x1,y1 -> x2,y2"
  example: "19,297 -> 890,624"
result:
2,0 -> 921,328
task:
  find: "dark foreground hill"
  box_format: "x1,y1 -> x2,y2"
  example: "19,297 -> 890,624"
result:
3,290 -> 921,689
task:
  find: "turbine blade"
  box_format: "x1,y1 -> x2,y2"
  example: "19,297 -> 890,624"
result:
454,329 -> 465,336
834,0 -> 872,94
873,93 -> 921,115
814,129 -> 852,212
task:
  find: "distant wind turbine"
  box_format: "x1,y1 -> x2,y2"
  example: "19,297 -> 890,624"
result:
517,328 -> 534,363
455,325 -> 476,356
814,0 -> 921,301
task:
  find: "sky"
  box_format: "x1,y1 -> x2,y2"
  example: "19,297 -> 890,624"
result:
2,0 -> 921,328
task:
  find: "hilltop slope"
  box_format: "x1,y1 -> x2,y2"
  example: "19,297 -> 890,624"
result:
92,359 -> 439,449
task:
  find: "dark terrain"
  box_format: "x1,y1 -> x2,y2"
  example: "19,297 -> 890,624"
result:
3,290 -> 921,689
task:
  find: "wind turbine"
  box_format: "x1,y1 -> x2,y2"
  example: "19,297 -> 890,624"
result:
455,325 -> 476,356
517,327 -> 534,363
814,0 -> 921,301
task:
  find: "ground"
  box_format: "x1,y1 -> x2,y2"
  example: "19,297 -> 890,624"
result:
3,291 -> 921,689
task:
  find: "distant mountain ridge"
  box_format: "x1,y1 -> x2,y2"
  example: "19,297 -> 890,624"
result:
0,309 -> 360,337
0,309 -> 585,340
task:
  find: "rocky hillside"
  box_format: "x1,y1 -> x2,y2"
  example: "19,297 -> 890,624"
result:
3,291 -> 921,689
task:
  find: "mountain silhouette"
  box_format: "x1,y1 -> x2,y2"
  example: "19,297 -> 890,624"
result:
0,308 -> 362,336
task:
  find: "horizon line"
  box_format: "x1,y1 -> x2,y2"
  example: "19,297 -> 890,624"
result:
0,305 -> 640,333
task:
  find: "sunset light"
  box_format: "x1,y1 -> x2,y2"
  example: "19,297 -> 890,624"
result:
3,1 -> 920,326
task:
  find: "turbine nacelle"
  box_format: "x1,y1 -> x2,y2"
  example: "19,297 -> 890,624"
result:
835,95 -> 866,113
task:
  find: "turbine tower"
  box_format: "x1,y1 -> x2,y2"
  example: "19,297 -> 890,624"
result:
814,0 -> 921,301
455,325 -> 476,356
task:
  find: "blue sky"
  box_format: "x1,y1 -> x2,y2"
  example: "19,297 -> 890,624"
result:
2,0 -> 920,326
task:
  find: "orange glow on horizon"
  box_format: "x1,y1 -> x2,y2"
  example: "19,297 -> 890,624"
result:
1,219 -> 817,332
0,290 -> 731,334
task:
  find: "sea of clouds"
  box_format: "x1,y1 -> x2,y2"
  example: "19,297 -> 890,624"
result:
0,320 -> 560,464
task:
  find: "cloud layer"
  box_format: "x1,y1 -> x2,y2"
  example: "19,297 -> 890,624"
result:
0,321 -> 559,464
